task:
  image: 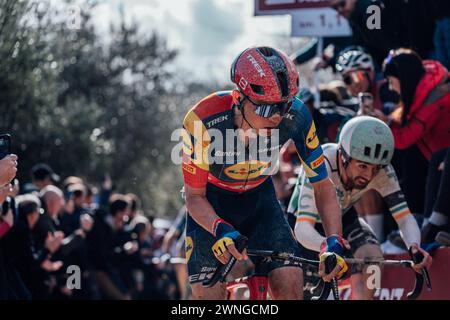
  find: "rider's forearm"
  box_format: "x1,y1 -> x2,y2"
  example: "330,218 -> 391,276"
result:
397,213 -> 421,249
295,221 -> 324,252
313,178 -> 343,236
185,194 -> 222,235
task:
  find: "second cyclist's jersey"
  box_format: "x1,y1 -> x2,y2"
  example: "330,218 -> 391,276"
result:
181,91 -> 328,193
288,143 -> 412,225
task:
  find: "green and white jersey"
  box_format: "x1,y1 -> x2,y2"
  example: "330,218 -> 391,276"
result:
288,143 -> 412,225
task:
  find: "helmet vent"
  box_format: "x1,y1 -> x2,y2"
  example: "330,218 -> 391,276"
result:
277,72 -> 289,98
374,144 -> 381,159
257,47 -> 274,57
382,150 -> 389,160
250,84 -> 265,95
364,147 -> 371,157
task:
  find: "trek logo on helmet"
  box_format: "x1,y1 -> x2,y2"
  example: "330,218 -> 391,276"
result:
246,54 -> 266,78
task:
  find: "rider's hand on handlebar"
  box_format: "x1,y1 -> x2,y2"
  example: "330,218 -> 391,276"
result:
211,219 -> 248,264
319,235 -> 350,282
410,243 -> 433,273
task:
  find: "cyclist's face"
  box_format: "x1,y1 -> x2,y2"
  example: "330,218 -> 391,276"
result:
343,70 -> 371,96
347,160 -> 381,189
243,99 -> 283,136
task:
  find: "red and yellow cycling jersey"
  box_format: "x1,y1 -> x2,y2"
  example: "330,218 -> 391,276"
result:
182,91 -> 328,193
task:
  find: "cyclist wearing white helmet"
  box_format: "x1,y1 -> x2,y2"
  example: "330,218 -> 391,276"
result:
336,46 -> 397,240
335,46 -> 388,110
288,116 -> 432,300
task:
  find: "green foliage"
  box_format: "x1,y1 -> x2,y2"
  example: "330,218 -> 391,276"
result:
0,0 -> 215,217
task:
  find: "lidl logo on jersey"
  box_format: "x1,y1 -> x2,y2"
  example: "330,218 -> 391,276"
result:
224,161 -> 271,180
185,236 -> 194,262
306,122 -> 319,149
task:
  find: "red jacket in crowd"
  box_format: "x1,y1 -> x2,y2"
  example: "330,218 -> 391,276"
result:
390,60 -> 450,160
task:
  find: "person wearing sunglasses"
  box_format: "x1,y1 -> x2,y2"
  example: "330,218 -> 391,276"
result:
335,47 -> 398,242
289,116 -> 432,300
335,47 -> 382,108
181,46 -> 347,299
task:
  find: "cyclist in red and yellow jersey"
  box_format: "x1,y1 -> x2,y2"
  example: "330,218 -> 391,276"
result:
181,46 -> 347,299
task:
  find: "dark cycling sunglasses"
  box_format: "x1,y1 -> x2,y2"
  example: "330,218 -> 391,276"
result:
343,74 -> 353,85
343,71 -> 366,86
244,95 -> 293,118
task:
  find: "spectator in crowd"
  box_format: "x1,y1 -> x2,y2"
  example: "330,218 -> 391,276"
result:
374,48 -> 450,216
3,194 -> 63,299
33,185 -> 93,299
329,0 -> 436,69
60,183 -> 88,235
0,155 -> 18,187
292,37 -> 354,72
31,163 -> 60,191
161,206 -> 189,299
125,193 -> 142,224
421,148 -> 450,243
431,0 -> 450,70
0,154 -> 18,299
86,194 -> 133,300
85,184 -> 98,211
335,46 -> 399,114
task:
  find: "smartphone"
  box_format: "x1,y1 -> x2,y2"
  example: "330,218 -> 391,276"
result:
2,197 -> 15,216
0,134 -> 11,160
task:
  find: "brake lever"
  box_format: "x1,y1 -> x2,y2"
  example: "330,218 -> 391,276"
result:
311,254 -> 339,300
406,248 -> 432,300
202,235 -> 248,288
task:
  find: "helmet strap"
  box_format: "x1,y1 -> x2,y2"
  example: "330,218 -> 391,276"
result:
241,102 -> 256,130
339,147 -> 351,169
338,149 -> 354,190
232,90 -> 256,130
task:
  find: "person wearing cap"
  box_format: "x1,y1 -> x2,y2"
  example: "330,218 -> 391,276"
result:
31,163 -> 60,191
289,116 -> 432,299
335,45 -> 400,115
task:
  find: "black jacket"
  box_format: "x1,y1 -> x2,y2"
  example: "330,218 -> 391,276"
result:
350,0 -> 435,68
2,220 -> 51,299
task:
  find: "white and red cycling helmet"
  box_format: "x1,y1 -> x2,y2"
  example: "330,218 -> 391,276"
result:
230,46 -> 300,104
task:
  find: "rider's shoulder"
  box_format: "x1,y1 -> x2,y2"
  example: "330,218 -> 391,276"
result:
282,97 -> 313,128
321,142 -> 338,157
184,91 -> 233,124
289,97 -> 312,118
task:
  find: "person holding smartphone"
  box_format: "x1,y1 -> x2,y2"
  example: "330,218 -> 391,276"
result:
0,134 -> 17,188
335,49 -> 394,242
0,134 -> 18,237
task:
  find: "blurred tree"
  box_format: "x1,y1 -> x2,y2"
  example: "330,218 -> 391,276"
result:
0,0 -> 216,217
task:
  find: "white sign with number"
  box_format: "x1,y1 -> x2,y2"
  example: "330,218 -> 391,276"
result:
291,8 -> 352,37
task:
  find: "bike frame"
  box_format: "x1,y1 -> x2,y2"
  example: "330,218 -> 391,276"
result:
226,275 -> 269,300
207,248 -> 431,300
